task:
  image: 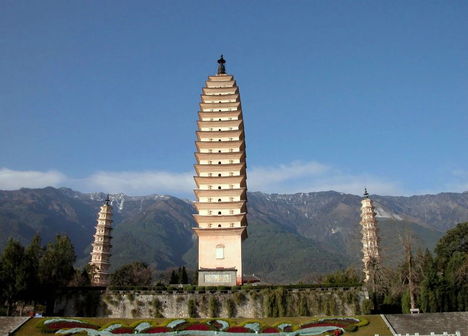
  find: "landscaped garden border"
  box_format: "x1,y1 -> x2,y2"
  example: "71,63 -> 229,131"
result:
34,316 -> 370,335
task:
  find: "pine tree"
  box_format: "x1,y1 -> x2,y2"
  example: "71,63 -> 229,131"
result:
0,239 -> 28,315
181,266 -> 188,284
169,270 -> 179,284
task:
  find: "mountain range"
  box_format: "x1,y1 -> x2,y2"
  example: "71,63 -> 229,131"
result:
1,187 -> 467,283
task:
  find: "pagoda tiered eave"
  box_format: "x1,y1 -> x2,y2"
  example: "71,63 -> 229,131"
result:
199,102 -> 241,111
196,130 -> 243,140
205,80 -> 236,88
194,163 -> 246,174
194,188 -> 246,198
197,119 -> 243,129
194,175 -> 246,186
193,226 -> 247,238
195,140 -> 244,151
195,152 -> 246,162
198,111 -> 242,120
201,94 -> 239,103
193,214 -> 246,223
207,74 -> 234,81
194,201 -> 246,211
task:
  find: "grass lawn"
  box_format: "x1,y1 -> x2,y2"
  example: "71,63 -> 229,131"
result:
14,315 -> 392,336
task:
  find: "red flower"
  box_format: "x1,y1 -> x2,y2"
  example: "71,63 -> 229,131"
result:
301,323 -> 345,329
185,324 -> 210,331
334,329 -> 343,336
111,327 -> 134,334
262,327 -> 280,333
227,326 -> 252,333
45,322 -> 99,330
145,326 -> 170,333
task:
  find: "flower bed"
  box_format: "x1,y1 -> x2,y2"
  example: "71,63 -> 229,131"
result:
38,316 -> 366,335
227,326 -> 253,333
208,320 -> 229,330
184,323 -> 211,331
111,326 -> 134,334
144,326 -> 170,333
262,327 -> 280,333
41,320 -> 100,333
301,323 -> 346,329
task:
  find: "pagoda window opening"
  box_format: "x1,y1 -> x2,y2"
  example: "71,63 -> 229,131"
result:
218,224 -> 222,228
218,173 -> 222,177
218,186 -> 221,189
219,119 -> 222,121
218,211 -> 222,215
218,199 -> 222,202
218,129 -> 222,131
218,150 -> 221,153
216,244 -> 224,259
218,161 -> 222,164
218,139 -> 221,142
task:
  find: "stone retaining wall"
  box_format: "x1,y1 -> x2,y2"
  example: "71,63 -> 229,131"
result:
53,287 -> 369,318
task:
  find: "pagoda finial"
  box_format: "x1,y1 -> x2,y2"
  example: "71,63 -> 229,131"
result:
364,188 -> 369,198
217,55 -> 226,74
105,194 -> 110,205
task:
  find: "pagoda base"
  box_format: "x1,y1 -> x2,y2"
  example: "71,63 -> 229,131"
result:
198,268 -> 238,286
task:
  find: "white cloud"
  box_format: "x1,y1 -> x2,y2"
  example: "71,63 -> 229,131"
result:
0,161 -> 445,197
80,170 -> 193,195
0,168 -> 67,190
248,161 -> 329,191
445,169 -> 468,192
247,161 -> 403,196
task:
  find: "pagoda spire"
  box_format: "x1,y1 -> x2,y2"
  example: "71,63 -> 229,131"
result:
360,188 -> 381,284
217,55 -> 226,74
89,196 -> 113,286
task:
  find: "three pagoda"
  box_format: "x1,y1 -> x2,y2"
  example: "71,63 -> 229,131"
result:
359,189 -> 381,282
89,196 -> 113,286
193,56 -> 248,286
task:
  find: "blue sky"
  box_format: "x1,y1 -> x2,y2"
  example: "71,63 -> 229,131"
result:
1,1 -> 467,197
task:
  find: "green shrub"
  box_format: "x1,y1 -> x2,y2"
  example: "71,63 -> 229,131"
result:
226,298 -> 236,318
344,325 -> 358,332
126,292 -> 135,302
355,317 -> 369,327
361,299 -> 373,314
151,298 -> 164,317
131,308 -> 140,317
188,298 -> 197,317
233,291 -> 247,305
209,296 -> 220,317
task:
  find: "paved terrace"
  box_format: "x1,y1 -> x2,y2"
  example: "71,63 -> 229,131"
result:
385,312 -> 468,336
0,317 -> 30,336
